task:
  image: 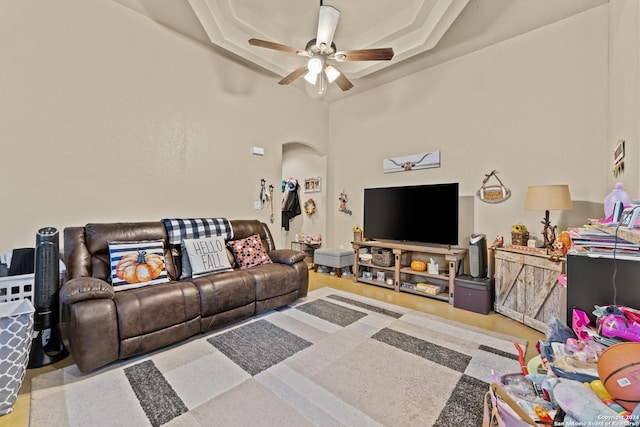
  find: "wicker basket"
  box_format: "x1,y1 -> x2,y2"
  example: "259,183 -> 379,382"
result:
511,231 -> 530,246
372,249 -> 394,267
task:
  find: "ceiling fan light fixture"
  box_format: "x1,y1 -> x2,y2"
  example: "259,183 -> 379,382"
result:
303,70 -> 318,85
324,65 -> 340,83
247,2 -> 392,94
307,56 -> 324,75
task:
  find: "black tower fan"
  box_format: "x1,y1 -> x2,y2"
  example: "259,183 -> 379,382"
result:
28,227 -> 68,368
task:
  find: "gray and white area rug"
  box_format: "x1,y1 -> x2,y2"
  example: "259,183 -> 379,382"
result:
30,288 -> 525,426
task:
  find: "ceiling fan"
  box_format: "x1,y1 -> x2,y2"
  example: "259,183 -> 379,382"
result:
248,1 -> 394,94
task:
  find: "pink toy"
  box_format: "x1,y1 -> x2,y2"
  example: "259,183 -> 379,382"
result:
595,305 -> 640,342
573,308 -> 594,341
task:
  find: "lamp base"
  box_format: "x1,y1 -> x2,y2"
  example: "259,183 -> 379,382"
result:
541,210 -> 557,249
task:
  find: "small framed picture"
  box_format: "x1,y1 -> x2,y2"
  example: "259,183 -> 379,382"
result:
304,177 -> 321,193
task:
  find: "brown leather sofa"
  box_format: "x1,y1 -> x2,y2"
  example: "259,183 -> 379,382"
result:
60,219 -> 308,373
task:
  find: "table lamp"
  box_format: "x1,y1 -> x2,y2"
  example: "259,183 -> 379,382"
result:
524,185 -> 573,249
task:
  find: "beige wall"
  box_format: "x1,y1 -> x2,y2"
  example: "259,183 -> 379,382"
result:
608,0 -> 640,196
328,6 -> 610,250
0,0 -> 327,250
1,2 -> 637,256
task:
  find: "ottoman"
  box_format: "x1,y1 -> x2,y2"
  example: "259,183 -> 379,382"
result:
313,248 -> 354,278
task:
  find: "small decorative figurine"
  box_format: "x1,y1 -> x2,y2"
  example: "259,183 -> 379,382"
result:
491,235 -> 504,249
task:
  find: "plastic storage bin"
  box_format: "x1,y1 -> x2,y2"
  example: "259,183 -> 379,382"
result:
453,275 -> 494,314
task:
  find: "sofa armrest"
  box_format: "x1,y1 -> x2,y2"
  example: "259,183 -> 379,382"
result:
269,249 -> 306,265
61,277 -> 115,305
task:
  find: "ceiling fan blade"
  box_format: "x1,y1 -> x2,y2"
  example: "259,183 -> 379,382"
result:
249,38 -> 307,56
334,48 -> 394,62
278,64 -> 309,85
334,72 -> 354,92
316,5 -> 340,49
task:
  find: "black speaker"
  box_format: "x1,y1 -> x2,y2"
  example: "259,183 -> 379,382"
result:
469,233 -> 487,279
28,227 -> 68,368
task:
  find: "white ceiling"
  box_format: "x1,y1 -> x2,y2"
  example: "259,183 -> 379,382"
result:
113,0 -> 607,102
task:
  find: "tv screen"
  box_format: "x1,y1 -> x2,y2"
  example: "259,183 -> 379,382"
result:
364,183 -> 459,245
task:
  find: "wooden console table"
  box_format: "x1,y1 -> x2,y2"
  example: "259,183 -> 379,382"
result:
352,240 -> 467,305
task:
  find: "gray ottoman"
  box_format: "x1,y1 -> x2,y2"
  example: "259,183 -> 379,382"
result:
313,248 -> 354,278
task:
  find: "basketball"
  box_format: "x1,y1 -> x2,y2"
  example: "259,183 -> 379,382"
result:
598,342 -> 640,412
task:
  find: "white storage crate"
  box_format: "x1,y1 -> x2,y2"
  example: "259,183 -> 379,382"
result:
0,274 -> 34,303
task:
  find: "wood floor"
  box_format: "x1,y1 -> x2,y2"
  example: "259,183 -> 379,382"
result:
2,271 -> 543,427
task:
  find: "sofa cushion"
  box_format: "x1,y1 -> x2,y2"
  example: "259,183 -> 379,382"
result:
82,222 -> 177,281
227,234 -> 272,269
114,281 -> 200,340
108,240 -> 170,291
248,263 -> 305,302
183,236 -> 233,278
191,270 -> 256,331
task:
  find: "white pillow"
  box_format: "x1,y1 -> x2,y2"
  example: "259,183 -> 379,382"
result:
183,236 -> 233,278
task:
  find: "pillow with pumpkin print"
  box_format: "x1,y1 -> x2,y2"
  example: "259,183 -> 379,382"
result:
108,240 -> 170,291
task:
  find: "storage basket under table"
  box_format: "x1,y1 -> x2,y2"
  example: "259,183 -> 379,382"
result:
372,249 -> 394,267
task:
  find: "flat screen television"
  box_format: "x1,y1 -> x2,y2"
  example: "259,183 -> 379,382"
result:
363,183 -> 459,245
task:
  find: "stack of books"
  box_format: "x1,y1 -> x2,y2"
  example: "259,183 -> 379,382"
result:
569,227 -> 640,259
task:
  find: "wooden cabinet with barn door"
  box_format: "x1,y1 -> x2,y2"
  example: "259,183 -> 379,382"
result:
494,247 -> 566,333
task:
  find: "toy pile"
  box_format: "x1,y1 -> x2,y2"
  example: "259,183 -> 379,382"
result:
486,306 -> 640,425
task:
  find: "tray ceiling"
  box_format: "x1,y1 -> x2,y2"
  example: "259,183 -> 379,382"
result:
113,0 -> 608,101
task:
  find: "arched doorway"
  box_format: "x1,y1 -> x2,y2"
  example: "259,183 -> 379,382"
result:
280,142 -> 327,250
